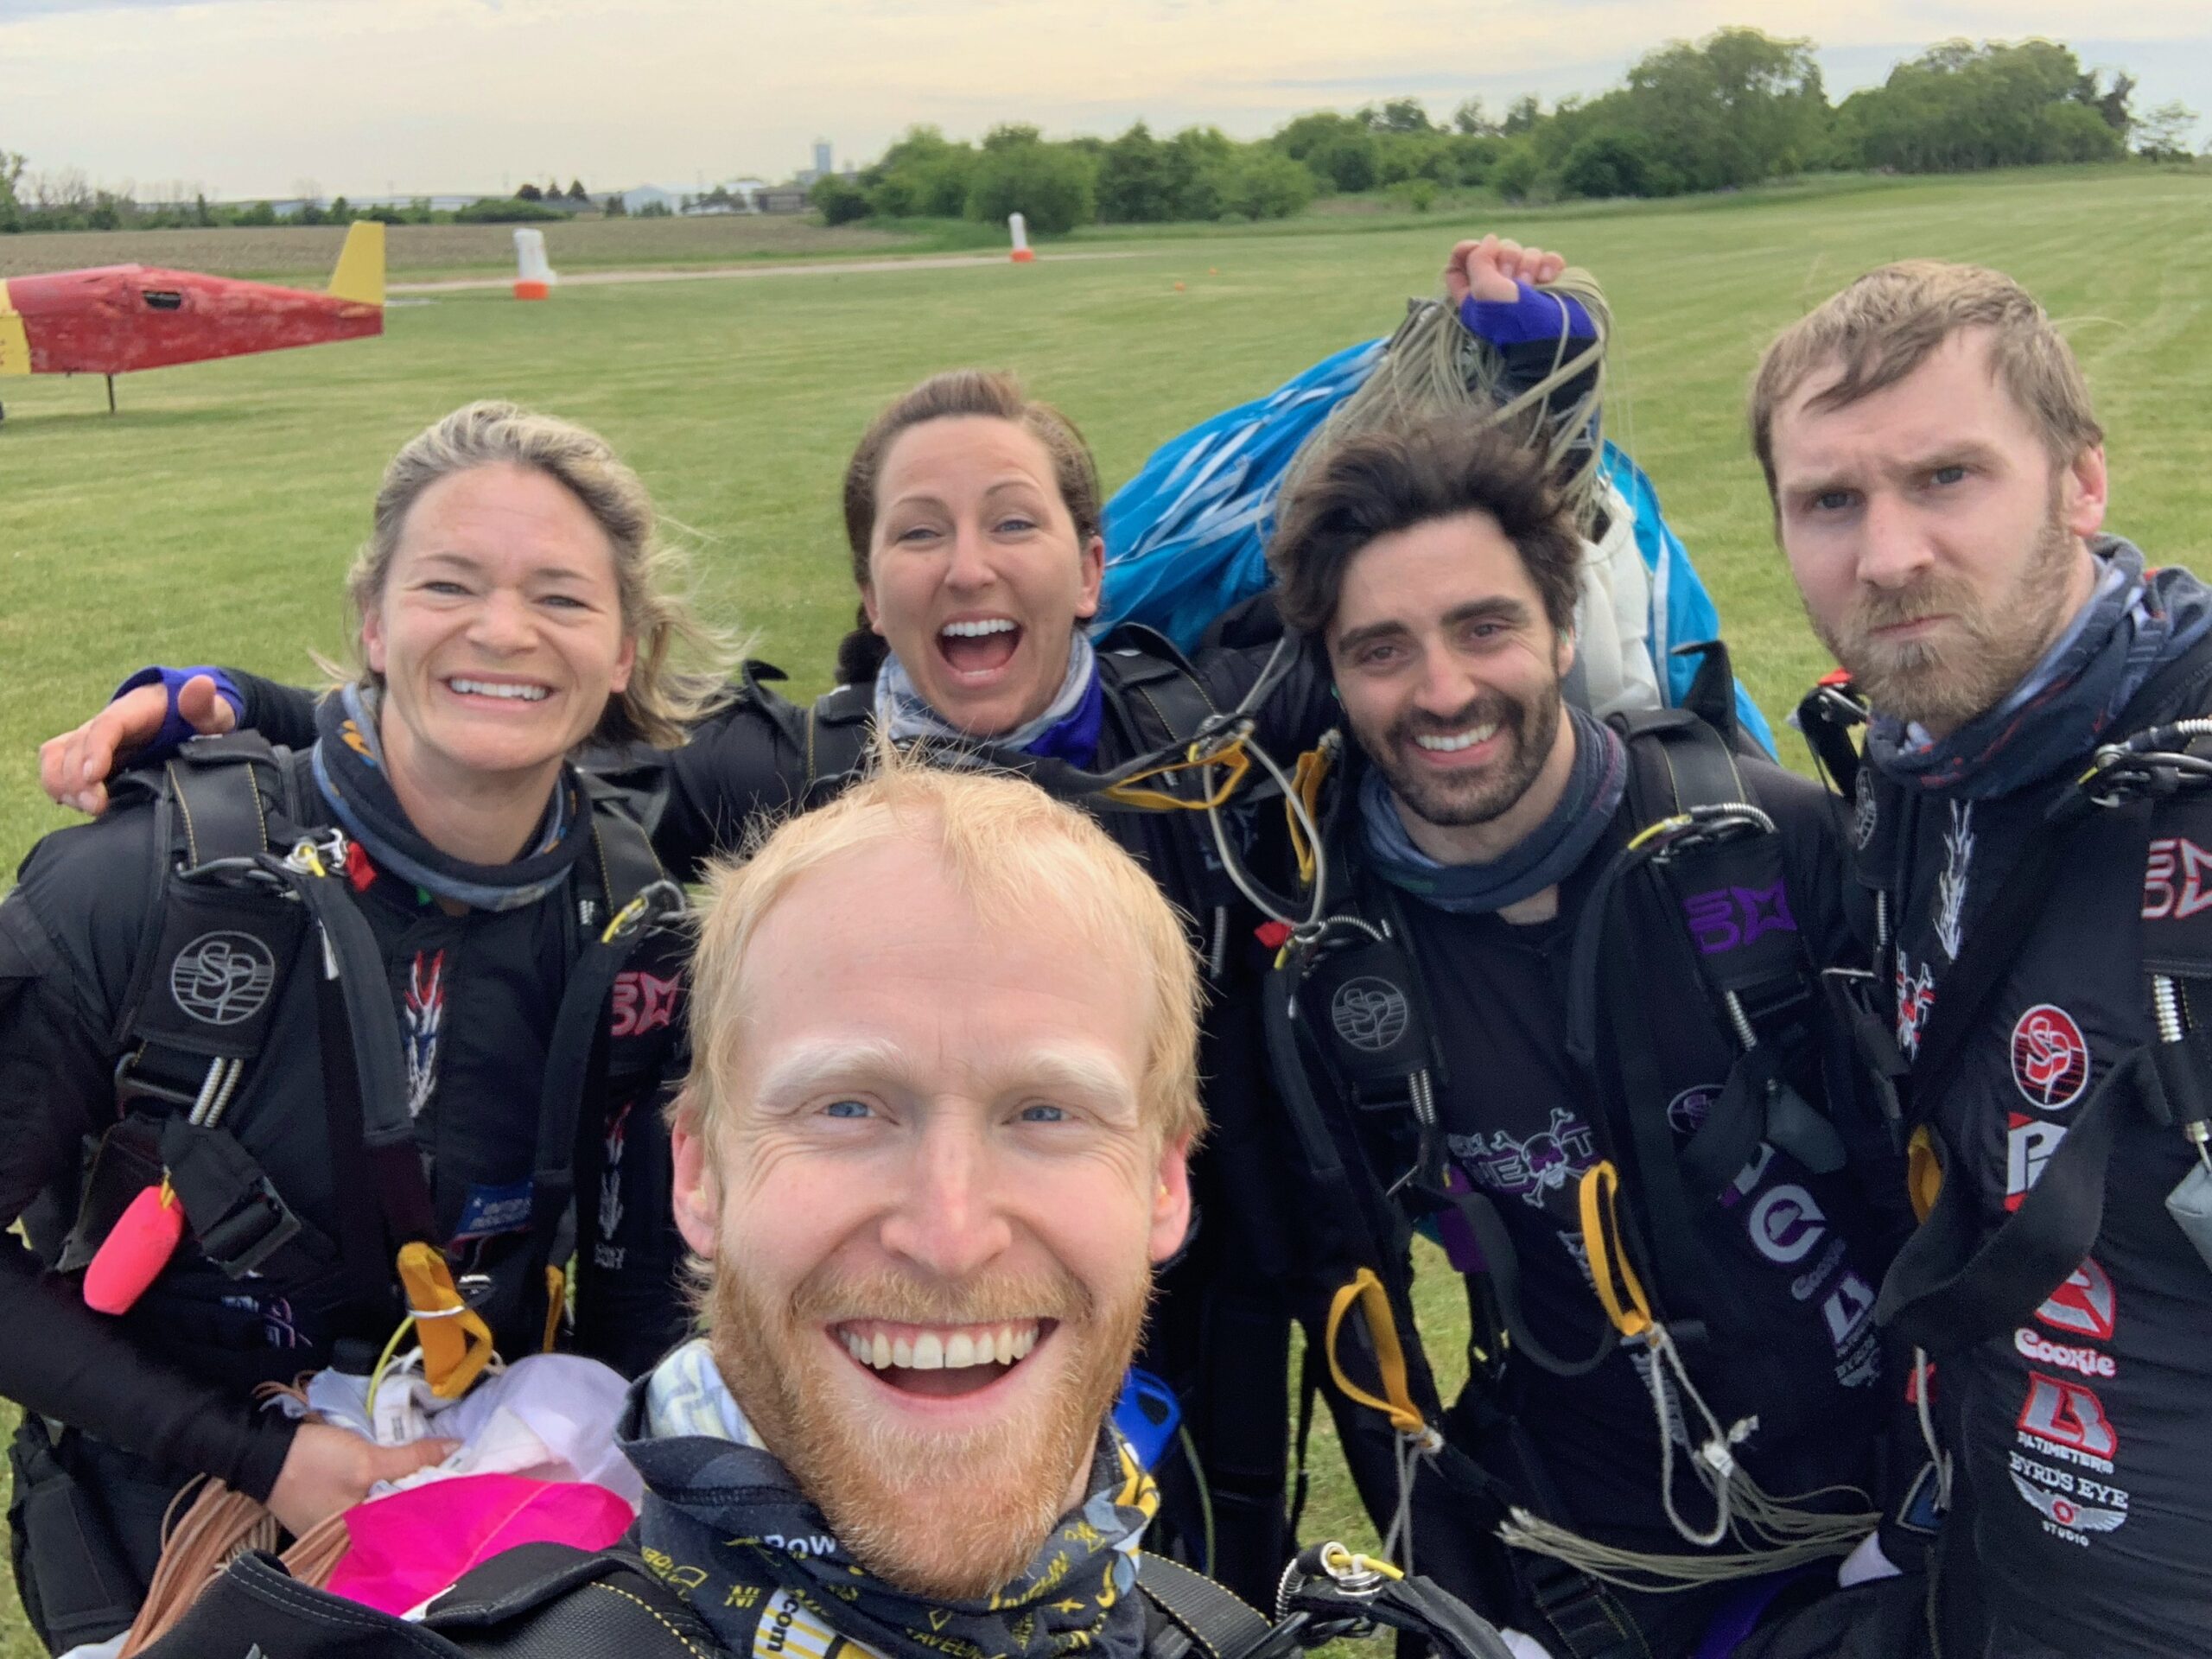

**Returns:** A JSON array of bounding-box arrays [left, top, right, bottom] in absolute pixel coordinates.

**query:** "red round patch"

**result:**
[[2012, 1004, 2090, 1110]]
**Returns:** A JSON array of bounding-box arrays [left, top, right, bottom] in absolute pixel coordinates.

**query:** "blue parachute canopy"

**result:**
[[1096, 338, 1776, 754]]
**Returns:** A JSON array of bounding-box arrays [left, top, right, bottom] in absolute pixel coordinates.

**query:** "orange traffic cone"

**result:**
[[513, 228, 554, 300]]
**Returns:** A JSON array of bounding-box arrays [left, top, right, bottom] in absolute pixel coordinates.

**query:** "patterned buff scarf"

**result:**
[[623, 1340, 1157, 1659], [1868, 538, 2212, 800], [1359, 703, 1628, 914], [309, 683, 592, 911], [873, 631, 1105, 768]]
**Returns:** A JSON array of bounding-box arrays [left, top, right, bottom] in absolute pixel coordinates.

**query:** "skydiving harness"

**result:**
[[143, 1535, 1519, 1659], [741, 623, 1313, 978], [1795, 646, 2212, 1397], [60, 732, 683, 1398], [1263, 668, 1876, 1630]]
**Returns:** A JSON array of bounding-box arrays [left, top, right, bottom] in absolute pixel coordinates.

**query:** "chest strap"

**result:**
[[1878, 720, 2212, 1354]]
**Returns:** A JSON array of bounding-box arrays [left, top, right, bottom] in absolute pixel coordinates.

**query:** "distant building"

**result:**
[[814, 138, 834, 178], [618, 184, 687, 214]]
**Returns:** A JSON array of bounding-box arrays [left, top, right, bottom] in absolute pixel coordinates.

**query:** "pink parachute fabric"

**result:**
[[325, 1473, 634, 1615]]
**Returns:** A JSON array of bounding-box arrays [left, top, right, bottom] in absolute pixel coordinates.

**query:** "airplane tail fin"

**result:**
[[328, 221, 385, 308]]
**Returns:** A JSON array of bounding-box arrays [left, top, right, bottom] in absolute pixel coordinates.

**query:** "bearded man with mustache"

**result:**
[[636, 755, 1204, 1651], [1256, 411, 1918, 1658], [1759, 260, 2212, 1659]]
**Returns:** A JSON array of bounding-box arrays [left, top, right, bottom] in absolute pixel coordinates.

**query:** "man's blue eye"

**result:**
[[1930, 465, 1967, 486], [824, 1099, 872, 1119], [1019, 1103, 1066, 1123]]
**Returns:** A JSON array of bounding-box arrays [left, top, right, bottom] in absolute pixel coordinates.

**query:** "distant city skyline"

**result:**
[[4, 0, 2206, 200]]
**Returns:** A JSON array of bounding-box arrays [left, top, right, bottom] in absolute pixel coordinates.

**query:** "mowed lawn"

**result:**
[[1, 165, 2209, 1655]]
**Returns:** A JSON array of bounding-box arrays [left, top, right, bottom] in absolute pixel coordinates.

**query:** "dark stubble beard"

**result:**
[[1358, 674, 1565, 831], [1811, 505, 2082, 733], [704, 1259, 1152, 1603]]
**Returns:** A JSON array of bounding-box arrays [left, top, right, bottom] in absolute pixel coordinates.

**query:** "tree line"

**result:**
[[0, 163, 599, 235], [3, 31, 2201, 238], [812, 32, 2196, 232]]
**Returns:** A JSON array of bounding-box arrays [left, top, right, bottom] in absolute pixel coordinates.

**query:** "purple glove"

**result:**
[[111, 666, 246, 759]]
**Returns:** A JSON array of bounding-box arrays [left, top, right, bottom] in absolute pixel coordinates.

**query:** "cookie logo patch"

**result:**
[[169, 931, 277, 1026], [1331, 976, 1411, 1053], [2012, 1004, 2089, 1110]]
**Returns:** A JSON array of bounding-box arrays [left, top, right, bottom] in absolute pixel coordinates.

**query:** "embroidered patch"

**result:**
[[2142, 835, 2212, 920], [453, 1178, 534, 1241], [2011, 1004, 2089, 1111], [2037, 1259, 2115, 1342], [1448, 1107, 1599, 1209], [612, 969, 682, 1039], [1895, 950, 1936, 1059], [1330, 976, 1411, 1052], [1680, 881, 1797, 955], [1667, 1085, 1719, 1136], [596, 1100, 631, 1266], [170, 931, 277, 1026], [2005, 1113, 2066, 1211], [1852, 769, 1878, 850], [404, 948, 448, 1120], [1934, 801, 1974, 962]]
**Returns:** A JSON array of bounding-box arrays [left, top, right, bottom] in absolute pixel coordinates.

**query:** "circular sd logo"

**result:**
[[1330, 976, 1410, 1054], [169, 931, 278, 1027], [2011, 1003, 2089, 1111]]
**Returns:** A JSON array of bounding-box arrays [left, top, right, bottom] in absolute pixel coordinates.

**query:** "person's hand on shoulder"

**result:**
[[1444, 233, 1568, 308], [38, 672, 236, 817], [265, 1421, 458, 1539]]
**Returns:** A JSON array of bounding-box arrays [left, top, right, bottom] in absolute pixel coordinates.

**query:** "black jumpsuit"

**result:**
[[0, 747, 691, 1650]]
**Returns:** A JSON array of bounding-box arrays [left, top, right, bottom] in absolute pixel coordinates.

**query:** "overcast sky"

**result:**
[[5, 0, 2207, 200]]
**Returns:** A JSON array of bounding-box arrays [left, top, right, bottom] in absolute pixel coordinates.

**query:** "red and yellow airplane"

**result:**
[[0, 220, 384, 413]]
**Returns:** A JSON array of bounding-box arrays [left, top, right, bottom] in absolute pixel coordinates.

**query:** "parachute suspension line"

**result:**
[[1323, 1268, 1444, 1574], [1201, 702, 1331, 935], [1639, 1322, 1754, 1549], [1914, 1347, 1954, 1514], [1279, 275, 1612, 533], [1384, 1422, 1433, 1576], [1498, 1165, 1876, 1587]]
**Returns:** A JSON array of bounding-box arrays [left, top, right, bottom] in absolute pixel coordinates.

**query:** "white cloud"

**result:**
[[3, 0, 2205, 198]]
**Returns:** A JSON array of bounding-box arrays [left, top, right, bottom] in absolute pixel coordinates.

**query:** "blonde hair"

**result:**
[[1749, 261, 2103, 501], [678, 750, 1205, 1149], [340, 400, 729, 747]]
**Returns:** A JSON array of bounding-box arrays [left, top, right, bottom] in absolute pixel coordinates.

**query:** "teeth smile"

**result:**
[[839, 1321, 1039, 1371], [941, 619, 1018, 639], [1414, 722, 1499, 753], [449, 678, 550, 702]]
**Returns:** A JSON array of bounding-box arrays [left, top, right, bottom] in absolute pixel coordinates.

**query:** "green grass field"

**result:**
[[2, 163, 2209, 1654]]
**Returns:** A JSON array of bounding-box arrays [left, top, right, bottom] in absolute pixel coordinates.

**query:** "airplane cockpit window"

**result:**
[[141, 290, 184, 310]]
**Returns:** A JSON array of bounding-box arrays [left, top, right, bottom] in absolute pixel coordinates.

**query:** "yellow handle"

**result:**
[[1578, 1162, 1654, 1340], [1287, 745, 1334, 887], [1100, 739, 1252, 813], [397, 1242, 497, 1399], [1323, 1268, 1429, 1436], [542, 1265, 567, 1353], [1907, 1124, 1944, 1223]]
